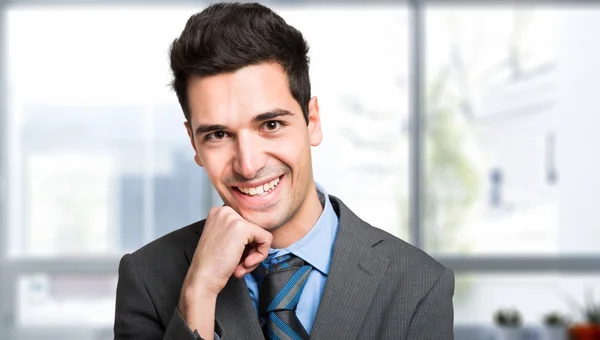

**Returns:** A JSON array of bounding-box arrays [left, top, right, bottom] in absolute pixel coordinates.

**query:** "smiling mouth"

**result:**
[[235, 176, 281, 196]]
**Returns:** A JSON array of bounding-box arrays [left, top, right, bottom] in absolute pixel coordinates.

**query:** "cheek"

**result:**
[[276, 129, 310, 157], [273, 139, 311, 172], [199, 151, 228, 183], [205, 164, 220, 181]]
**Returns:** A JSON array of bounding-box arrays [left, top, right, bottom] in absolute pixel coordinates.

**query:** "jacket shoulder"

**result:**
[[329, 194, 447, 279], [373, 226, 447, 278], [117, 220, 205, 326]]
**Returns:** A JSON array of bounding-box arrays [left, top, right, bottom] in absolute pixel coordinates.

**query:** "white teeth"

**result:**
[[270, 177, 280, 188], [237, 177, 280, 196]]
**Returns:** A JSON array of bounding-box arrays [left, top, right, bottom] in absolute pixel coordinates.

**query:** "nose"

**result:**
[[232, 132, 267, 180]]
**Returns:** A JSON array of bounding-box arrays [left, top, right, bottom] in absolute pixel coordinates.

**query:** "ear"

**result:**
[[184, 121, 204, 167], [307, 96, 323, 147]]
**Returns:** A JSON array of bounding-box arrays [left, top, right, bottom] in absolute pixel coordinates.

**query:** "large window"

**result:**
[[1, 1, 600, 339], [424, 7, 563, 255], [424, 4, 600, 326], [424, 6, 600, 256], [5, 7, 215, 257]]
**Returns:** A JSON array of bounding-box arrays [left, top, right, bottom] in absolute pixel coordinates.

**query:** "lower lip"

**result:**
[[231, 175, 284, 207]]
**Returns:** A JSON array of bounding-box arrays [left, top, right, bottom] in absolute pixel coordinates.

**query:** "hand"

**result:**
[[182, 206, 272, 297], [178, 206, 272, 336]]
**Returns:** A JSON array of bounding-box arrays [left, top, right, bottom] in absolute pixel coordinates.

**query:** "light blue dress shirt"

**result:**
[[244, 183, 339, 335]]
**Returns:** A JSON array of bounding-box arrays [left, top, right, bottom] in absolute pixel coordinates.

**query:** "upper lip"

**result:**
[[231, 175, 282, 188]]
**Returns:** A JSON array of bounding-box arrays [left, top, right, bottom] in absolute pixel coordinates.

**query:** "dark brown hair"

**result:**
[[169, 2, 311, 124]]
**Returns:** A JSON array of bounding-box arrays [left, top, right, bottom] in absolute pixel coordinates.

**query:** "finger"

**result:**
[[233, 264, 247, 278], [248, 228, 272, 260], [241, 245, 257, 262], [233, 262, 260, 278], [240, 246, 252, 265], [244, 247, 265, 269]]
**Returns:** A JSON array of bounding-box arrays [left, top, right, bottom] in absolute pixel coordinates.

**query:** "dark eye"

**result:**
[[264, 121, 282, 131], [205, 131, 229, 141]]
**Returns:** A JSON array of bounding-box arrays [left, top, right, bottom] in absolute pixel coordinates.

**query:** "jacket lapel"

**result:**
[[214, 277, 264, 339], [310, 196, 389, 340], [182, 195, 388, 340], [184, 224, 263, 339]]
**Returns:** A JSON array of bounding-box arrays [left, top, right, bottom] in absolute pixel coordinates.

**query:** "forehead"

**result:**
[[186, 62, 301, 125]]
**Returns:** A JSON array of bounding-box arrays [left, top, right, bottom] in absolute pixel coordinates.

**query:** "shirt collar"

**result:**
[[267, 182, 339, 275]]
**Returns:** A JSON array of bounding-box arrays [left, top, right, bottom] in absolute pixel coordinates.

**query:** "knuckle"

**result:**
[[230, 219, 245, 231]]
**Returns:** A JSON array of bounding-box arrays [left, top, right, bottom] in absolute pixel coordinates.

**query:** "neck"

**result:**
[[270, 183, 323, 249]]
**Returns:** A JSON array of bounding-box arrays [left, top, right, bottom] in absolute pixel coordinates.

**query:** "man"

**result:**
[[114, 2, 454, 340]]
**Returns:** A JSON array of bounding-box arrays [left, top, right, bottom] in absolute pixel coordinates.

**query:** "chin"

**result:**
[[241, 212, 285, 231]]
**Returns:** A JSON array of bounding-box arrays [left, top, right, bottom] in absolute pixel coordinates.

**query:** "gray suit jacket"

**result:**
[[114, 195, 454, 339]]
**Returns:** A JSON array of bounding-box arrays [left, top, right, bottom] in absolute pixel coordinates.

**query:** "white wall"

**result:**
[[556, 9, 600, 253]]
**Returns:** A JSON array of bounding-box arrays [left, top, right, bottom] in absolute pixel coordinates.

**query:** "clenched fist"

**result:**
[[178, 206, 272, 337]]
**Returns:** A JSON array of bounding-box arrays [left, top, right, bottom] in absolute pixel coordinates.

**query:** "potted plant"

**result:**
[[494, 308, 522, 340], [543, 311, 568, 340], [568, 302, 600, 340]]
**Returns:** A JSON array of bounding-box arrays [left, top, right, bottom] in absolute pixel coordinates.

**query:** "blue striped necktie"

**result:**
[[256, 254, 312, 340]]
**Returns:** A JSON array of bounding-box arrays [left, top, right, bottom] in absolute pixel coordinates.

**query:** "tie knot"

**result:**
[[252, 253, 306, 277], [268, 254, 306, 272]]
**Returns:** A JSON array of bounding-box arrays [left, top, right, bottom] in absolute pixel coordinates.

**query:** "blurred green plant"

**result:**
[[494, 308, 523, 327], [584, 303, 600, 325], [561, 287, 600, 325], [423, 65, 480, 254], [543, 311, 570, 327]]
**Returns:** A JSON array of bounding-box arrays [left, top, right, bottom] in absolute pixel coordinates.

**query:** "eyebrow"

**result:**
[[253, 109, 294, 123], [194, 109, 295, 137], [195, 124, 228, 137]]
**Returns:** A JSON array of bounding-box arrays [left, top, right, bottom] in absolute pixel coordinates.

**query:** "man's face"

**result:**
[[185, 62, 322, 231]]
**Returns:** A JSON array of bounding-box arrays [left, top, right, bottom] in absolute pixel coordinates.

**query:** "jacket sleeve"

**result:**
[[405, 267, 455, 339], [113, 253, 199, 340]]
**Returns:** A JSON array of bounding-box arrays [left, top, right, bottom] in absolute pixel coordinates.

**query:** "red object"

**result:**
[[568, 324, 600, 340]]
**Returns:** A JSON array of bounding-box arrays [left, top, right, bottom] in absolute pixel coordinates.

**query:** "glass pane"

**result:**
[[455, 274, 600, 326], [5, 6, 215, 257], [17, 274, 117, 328], [5, 4, 410, 257], [424, 6, 600, 254]]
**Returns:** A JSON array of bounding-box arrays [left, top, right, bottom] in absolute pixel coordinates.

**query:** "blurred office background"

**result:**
[[1, 0, 600, 339]]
